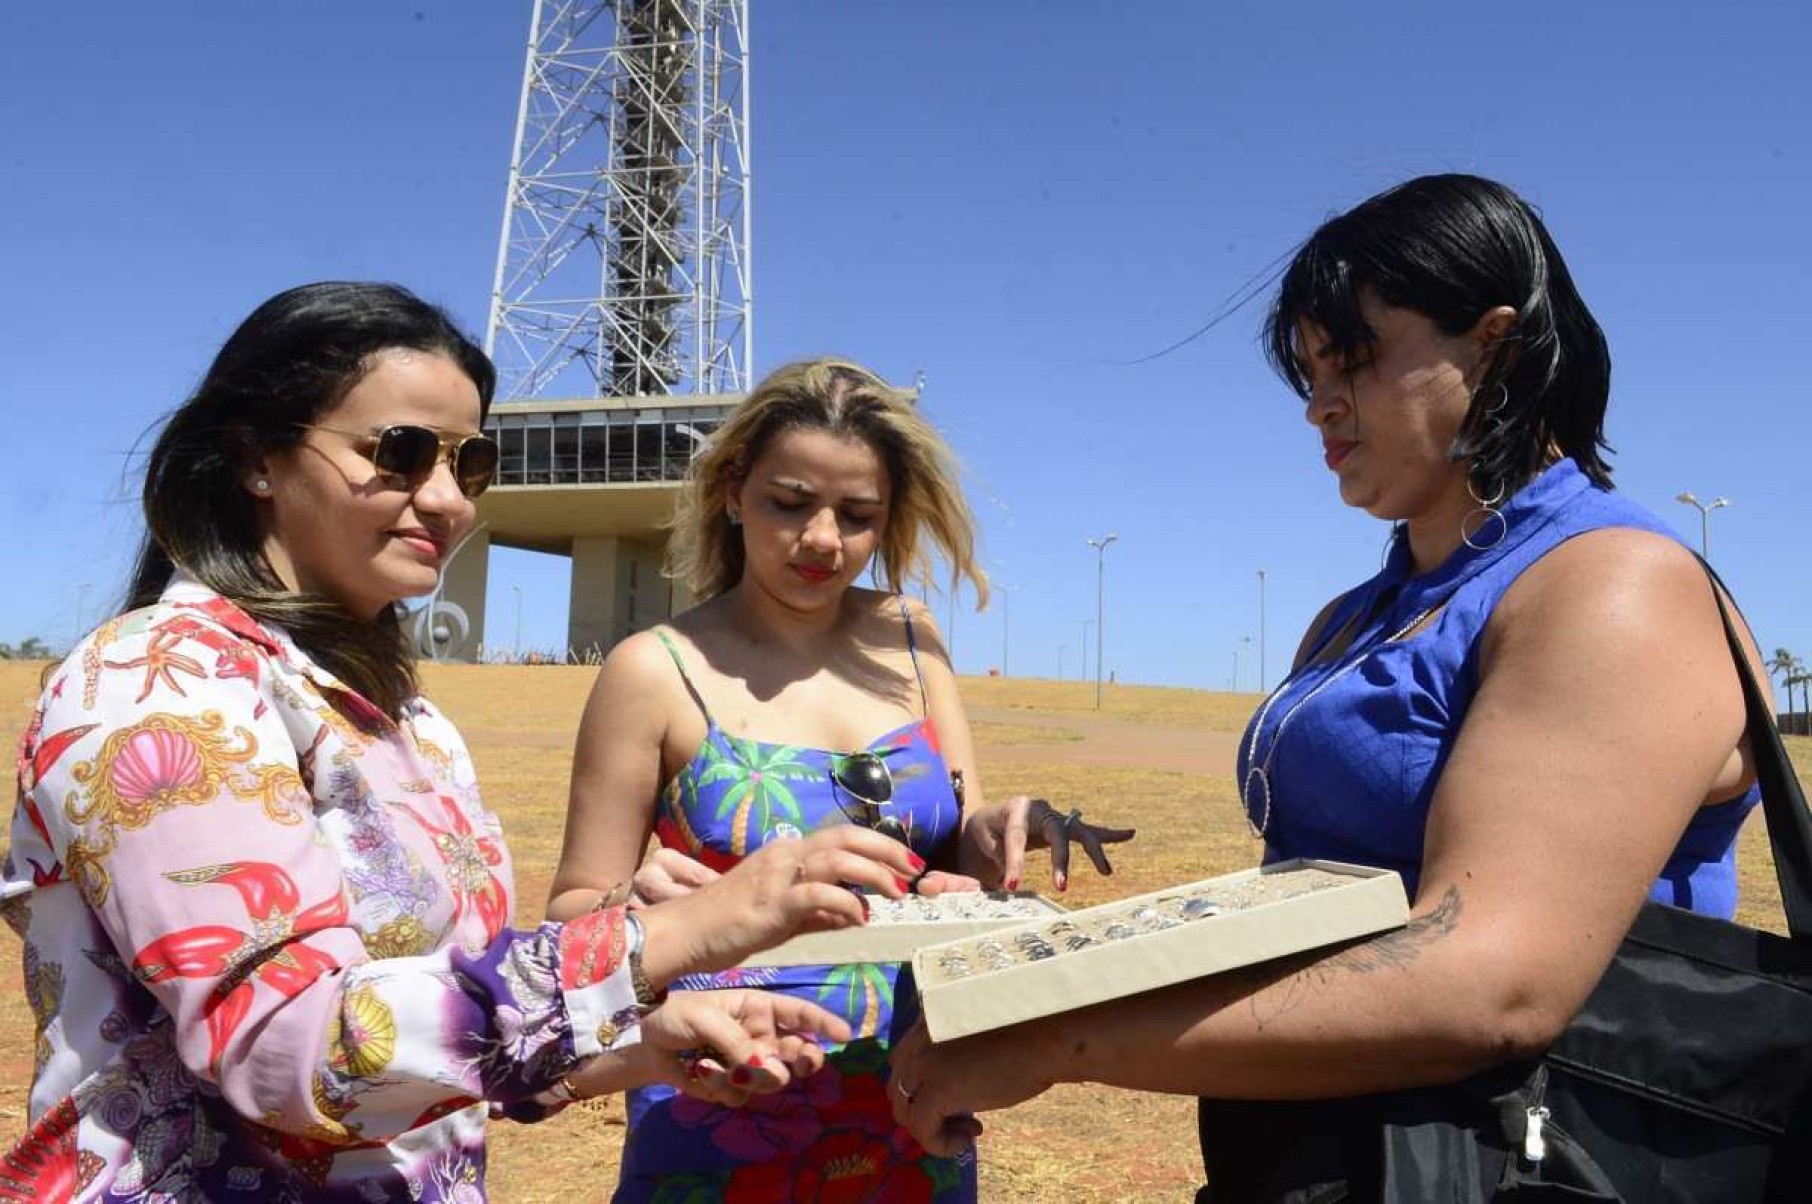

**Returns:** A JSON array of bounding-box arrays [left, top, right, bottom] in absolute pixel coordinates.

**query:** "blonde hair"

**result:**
[[667, 358, 990, 608]]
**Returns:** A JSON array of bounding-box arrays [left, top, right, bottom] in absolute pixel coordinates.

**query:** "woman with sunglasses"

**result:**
[[2, 283, 927, 1200], [548, 358, 1134, 1201], [885, 175, 1774, 1198]]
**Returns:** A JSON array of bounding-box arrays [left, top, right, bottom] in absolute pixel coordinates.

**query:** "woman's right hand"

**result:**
[[636, 826, 923, 982], [568, 988, 852, 1105]]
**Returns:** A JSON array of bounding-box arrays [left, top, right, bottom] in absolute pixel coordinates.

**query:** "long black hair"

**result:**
[[125, 281, 494, 716], [1264, 173, 1612, 502]]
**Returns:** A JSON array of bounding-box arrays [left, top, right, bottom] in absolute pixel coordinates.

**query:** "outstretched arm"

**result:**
[[893, 532, 1755, 1152]]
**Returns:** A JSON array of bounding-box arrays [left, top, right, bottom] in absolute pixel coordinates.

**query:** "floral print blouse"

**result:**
[[1, 578, 641, 1202]]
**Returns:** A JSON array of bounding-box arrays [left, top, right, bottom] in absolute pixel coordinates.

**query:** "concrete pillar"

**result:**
[[438, 526, 490, 662], [569, 536, 623, 661]]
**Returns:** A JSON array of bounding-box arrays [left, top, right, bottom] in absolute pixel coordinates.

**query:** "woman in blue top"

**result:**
[[888, 175, 1770, 1186], [546, 358, 1133, 1201]]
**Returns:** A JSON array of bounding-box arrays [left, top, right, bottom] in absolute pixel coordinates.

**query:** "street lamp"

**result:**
[[1674, 492, 1730, 559], [997, 583, 1018, 676], [1086, 533, 1119, 710], [1257, 569, 1268, 691], [73, 581, 93, 643], [511, 584, 524, 659]]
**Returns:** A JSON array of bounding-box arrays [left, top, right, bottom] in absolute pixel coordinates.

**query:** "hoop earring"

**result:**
[[1477, 381, 1509, 417], [1462, 472, 1507, 551]]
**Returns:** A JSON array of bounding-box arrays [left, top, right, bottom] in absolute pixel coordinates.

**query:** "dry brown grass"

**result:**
[[0, 660, 1799, 1201]]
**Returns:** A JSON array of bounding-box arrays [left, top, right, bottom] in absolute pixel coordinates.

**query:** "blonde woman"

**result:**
[[548, 359, 1133, 1201]]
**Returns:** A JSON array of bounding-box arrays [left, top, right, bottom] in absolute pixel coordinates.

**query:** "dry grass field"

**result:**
[[0, 659, 1798, 1201]]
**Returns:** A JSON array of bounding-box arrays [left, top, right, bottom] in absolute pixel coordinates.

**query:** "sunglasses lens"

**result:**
[[834, 753, 893, 803], [874, 816, 909, 844], [372, 425, 442, 482], [454, 436, 499, 498]]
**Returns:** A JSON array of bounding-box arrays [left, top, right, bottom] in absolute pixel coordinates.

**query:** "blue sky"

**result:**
[[3, 2, 1809, 698]]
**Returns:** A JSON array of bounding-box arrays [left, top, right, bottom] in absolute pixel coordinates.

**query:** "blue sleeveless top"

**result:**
[[1236, 459, 1759, 917], [614, 613, 976, 1201]]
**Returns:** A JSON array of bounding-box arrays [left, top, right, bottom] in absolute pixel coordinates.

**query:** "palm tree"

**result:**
[[1769, 649, 1798, 733]]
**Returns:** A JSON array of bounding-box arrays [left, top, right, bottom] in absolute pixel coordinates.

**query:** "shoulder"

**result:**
[[1489, 527, 1724, 670], [1502, 526, 1701, 621], [848, 587, 933, 629], [55, 599, 274, 718], [597, 626, 686, 692]]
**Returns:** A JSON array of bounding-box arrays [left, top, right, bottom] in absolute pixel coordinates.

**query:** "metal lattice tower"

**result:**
[[486, 0, 752, 400]]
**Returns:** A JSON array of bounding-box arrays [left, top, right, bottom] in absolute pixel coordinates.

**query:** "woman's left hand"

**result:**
[[887, 1019, 1056, 1156], [957, 796, 1135, 892]]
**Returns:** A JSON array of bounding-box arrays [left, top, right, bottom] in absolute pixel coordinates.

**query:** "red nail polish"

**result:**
[[907, 851, 927, 871], [858, 894, 871, 918], [1056, 874, 1068, 892], [745, 1055, 765, 1068], [688, 1063, 712, 1080], [894, 875, 912, 893], [1004, 876, 1019, 891], [730, 1066, 751, 1086]]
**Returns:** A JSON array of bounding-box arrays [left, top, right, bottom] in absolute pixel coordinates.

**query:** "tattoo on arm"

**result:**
[[1247, 886, 1463, 1028]]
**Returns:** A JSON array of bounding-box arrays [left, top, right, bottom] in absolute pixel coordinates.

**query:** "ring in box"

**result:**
[[739, 889, 1067, 967], [911, 860, 1408, 1042]]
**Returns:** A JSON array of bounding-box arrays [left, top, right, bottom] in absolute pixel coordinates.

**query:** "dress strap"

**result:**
[[653, 628, 714, 725], [898, 596, 931, 716]]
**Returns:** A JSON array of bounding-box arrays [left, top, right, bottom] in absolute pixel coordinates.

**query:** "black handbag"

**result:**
[[1197, 568, 1812, 1203]]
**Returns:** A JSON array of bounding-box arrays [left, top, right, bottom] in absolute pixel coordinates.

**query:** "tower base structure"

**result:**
[[439, 393, 733, 661]]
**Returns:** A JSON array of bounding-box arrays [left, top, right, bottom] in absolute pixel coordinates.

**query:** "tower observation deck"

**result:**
[[436, 0, 752, 660]]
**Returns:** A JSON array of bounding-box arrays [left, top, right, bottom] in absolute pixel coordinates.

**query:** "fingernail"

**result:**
[[1004, 876, 1019, 891], [745, 1055, 765, 1069], [858, 894, 871, 918], [688, 1063, 712, 1080], [730, 1066, 752, 1086], [894, 875, 912, 893], [907, 851, 927, 871], [1055, 872, 1068, 892]]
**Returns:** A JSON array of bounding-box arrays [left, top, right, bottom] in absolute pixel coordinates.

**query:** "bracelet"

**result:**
[[623, 911, 665, 1011], [557, 1071, 589, 1102], [591, 880, 634, 912]]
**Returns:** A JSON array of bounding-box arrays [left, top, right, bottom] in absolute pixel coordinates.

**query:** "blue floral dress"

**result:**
[[613, 617, 978, 1203]]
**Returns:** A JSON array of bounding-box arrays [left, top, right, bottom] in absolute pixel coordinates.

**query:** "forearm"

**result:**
[[1044, 887, 1539, 1099]]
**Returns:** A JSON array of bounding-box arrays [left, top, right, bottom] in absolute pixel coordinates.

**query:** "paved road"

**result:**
[[968, 705, 1242, 776]]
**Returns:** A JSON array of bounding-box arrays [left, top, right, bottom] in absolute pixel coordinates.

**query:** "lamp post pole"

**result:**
[[1057, 643, 1067, 681], [1080, 618, 1093, 684], [511, 585, 523, 660], [73, 581, 93, 644], [1257, 569, 1268, 692], [997, 584, 1016, 676], [1674, 492, 1730, 559], [1086, 533, 1119, 710]]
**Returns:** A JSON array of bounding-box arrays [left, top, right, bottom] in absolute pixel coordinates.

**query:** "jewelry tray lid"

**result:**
[[910, 859, 1409, 1043]]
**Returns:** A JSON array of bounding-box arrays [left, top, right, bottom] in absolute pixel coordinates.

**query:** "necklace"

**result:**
[[1239, 603, 1436, 840]]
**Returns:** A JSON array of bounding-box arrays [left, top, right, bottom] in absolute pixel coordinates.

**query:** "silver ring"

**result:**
[[894, 1078, 916, 1103]]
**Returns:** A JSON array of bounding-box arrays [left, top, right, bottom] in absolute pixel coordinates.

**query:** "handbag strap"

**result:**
[[1698, 557, 1812, 939]]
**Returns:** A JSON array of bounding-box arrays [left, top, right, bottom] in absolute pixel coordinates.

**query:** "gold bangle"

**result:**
[[591, 881, 632, 912], [559, 1072, 589, 1102]]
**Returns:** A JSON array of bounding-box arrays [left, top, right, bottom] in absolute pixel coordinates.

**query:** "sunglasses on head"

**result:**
[[830, 751, 910, 844], [306, 423, 500, 498]]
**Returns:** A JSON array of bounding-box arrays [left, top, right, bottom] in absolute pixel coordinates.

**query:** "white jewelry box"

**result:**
[[910, 860, 1409, 1042], [738, 890, 1068, 967]]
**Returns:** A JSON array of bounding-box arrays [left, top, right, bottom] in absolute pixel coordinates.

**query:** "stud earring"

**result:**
[[254, 479, 271, 493], [726, 509, 741, 527]]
